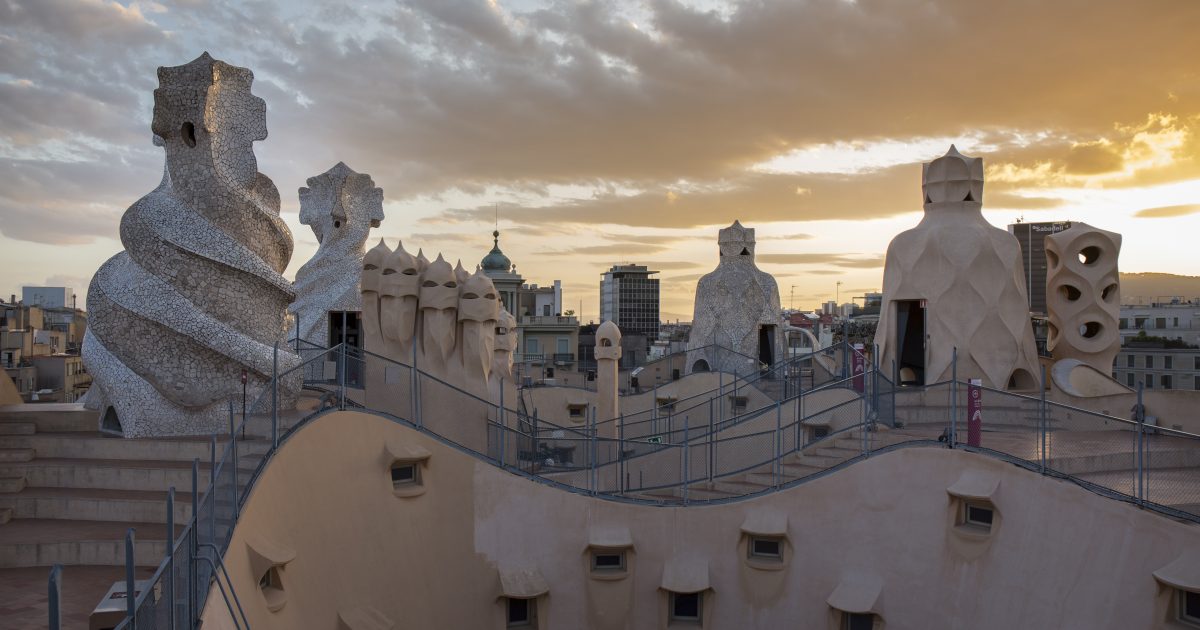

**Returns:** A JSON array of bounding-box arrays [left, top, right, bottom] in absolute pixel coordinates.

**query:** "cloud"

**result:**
[[661, 273, 705, 285], [645, 261, 704, 270], [985, 114, 1199, 190], [1134, 204, 1200, 218], [597, 233, 704, 245], [3, 0, 1200, 314], [547, 243, 672, 256], [757, 253, 884, 269], [759, 232, 814, 241], [0, 156, 159, 244], [986, 192, 1065, 210], [1062, 141, 1124, 175], [443, 167, 919, 227]]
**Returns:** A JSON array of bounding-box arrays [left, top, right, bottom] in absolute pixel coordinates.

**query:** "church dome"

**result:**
[[480, 230, 512, 272]]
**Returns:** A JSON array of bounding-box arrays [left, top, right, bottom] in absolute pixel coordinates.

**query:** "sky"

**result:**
[[1, 0, 1199, 321]]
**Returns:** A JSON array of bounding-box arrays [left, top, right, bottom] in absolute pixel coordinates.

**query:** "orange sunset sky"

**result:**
[[2, 0, 1199, 320]]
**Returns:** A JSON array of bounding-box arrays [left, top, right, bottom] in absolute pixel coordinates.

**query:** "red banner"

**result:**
[[852, 343, 865, 393], [967, 378, 982, 447]]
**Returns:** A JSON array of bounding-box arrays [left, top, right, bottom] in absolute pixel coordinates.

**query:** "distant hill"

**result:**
[[1119, 273, 1200, 302]]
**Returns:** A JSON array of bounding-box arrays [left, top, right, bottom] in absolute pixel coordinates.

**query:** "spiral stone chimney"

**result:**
[[83, 53, 301, 436]]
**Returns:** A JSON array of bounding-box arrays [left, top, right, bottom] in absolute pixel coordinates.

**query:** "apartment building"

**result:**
[[1118, 298, 1200, 347], [1113, 345, 1200, 391]]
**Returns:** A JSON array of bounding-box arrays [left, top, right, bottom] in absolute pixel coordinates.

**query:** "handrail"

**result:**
[[197, 541, 252, 629]]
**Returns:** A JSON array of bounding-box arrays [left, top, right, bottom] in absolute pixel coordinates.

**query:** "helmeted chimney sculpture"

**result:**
[[83, 53, 301, 436], [685, 221, 784, 375], [874, 146, 1041, 391], [290, 163, 384, 349], [361, 241, 515, 449]]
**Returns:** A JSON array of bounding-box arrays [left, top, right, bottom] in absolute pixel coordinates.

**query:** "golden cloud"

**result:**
[[1133, 204, 1200, 218]]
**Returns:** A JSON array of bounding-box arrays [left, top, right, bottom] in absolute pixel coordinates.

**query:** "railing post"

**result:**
[[410, 343, 419, 425], [950, 346, 958, 448], [272, 341, 279, 451], [209, 435, 216, 542], [707, 398, 715, 484], [683, 415, 690, 504], [1136, 382, 1145, 506], [47, 564, 63, 630], [891, 359, 898, 427], [125, 528, 136, 623], [338, 343, 346, 410], [775, 400, 782, 488], [228, 400, 238, 520], [590, 407, 597, 496], [619, 413, 626, 495], [498, 380, 506, 468], [190, 459, 198, 627], [1039, 365, 1048, 475], [861, 390, 868, 457], [167, 486, 176, 630], [795, 361, 804, 450], [872, 346, 880, 424], [651, 380, 659, 433]]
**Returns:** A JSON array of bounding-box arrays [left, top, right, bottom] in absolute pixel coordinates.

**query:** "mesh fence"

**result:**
[[1042, 399, 1136, 499], [87, 341, 1200, 629], [170, 531, 191, 628], [131, 557, 171, 630], [953, 383, 1045, 465], [1143, 425, 1200, 515], [711, 429, 779, 480], [191, 471, 217, 626]]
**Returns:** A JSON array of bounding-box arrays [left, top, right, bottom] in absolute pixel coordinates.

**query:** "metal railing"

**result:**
[[49, 343, 1200, 628]]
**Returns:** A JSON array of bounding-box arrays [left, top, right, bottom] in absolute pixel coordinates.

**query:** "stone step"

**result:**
[[791, 452, 854, 468], [0, 519, 175, 568], [780, 463, 826, 479], [0, 476, 25, 493], [0, 487, 192, 524], [0, 422, 35, 436], [743, 471, 808, 486], [0, 458, 221, 493], [1073, 466, 1200, 508], [0, 448, 34, 463], [0, 432, 270, 463], [0, 507, 11, 525], [672, 483, 745, 501], [808, 445, 862, 459], [710, 478, 771, 495], [0, 404, 96, 433]]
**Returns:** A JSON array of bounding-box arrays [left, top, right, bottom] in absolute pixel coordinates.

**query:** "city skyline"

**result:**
[[3, 0, 1200, 320]]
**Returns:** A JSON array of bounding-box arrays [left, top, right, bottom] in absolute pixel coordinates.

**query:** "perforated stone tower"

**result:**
[[874, 146, 1041, 391], [83, 52, 301, 436], [685, 221, 784, 375], [290, 162, 384, 348], [1045, 223, 1122, 374]]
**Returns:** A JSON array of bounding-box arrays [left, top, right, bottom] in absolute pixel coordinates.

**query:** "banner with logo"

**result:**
[[852, 343, 865, 393], [967, 378, 982, 447]]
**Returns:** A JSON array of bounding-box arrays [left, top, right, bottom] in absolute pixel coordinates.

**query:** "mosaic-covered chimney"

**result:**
[[82, 52, 300, 436], [290, 162, 385, 349]]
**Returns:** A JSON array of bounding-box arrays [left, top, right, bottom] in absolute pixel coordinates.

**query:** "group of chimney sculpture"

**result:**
[[82, 52, 517, 437], [82, 52, 1129, 438]]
